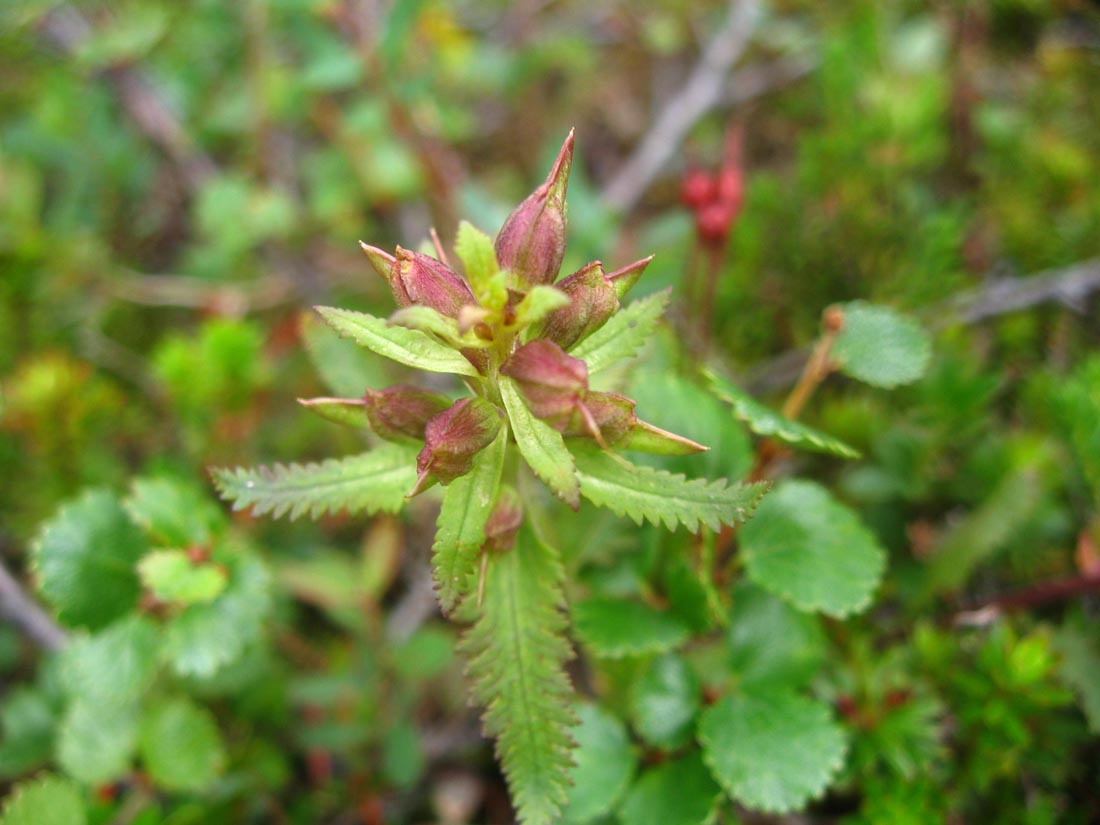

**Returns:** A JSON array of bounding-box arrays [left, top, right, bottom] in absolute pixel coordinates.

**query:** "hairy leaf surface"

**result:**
[[570, 289, 669, 373]]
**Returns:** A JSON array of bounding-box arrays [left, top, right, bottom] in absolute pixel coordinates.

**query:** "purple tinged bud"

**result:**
[[500, 340, 588, 427], [494, 130, 574, 287], [393, 246, 478, 318], [608, 255, 654, 300], [537, 261, 619, 350], [363, 385, 452, 444], [560, 391, 708, 455], [411, 398, 504, 495], [484, 485, 523, 553]]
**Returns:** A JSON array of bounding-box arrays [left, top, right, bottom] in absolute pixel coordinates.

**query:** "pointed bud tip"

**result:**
[[406, 467, 434, 499], [360, 242, 397, 280]]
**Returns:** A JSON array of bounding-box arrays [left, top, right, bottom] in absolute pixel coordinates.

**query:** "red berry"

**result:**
[[680, 169, 718, 209], [696, 200, 735, 244]]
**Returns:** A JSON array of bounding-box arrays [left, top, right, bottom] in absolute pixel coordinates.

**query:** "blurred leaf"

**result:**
[[573, 597, 690, 659], [832, 302, 932, 388], [125, 477, 225, 548], [0, 687, 59, 777], [617, 752, 721, 825], [629, 654, 700, 749], [139, 697, 226, 792], [740, 480, 885, 617], [33, 490, 147, 630], [138, 550, 228, 606], [727, 583, 825, 690], [1053, 623, 1100, 734], [381, 720, 424, 790], [60, 615, 159, 707], [0, 774, 85, 825], [301, 311, 386, 399], [57, 700, 138, 785], [570, 289, 670, 374], [699, 689, 847, 813], [561, 704, 636, 823]]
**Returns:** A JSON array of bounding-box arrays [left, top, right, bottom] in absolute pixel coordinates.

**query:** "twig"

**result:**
[[0, 557, 68, 652], [600, 0, 761, 213], [955, 574, 1100, 626]]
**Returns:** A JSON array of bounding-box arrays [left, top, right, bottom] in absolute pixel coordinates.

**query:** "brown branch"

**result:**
[[0, 556, 67, 652], [955, 574, 1100, 626], [600, 0, 762, 213]]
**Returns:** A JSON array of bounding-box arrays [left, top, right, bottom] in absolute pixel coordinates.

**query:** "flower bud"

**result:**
[[494, 130, 574, 287], [607, 255, 654, 300], [361, 242, 478, 317], [536, 261, 619, 351], [363, 385, 452, 444], [500, 340, 588, 427], [561, 392, 707, 455], [484, 485, 523, 553], [411, 398, 504, 495]]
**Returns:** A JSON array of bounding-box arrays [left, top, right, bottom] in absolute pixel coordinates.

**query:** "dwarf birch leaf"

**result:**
[[138, 550, 227, 605], [832, 301, 931, 388], [727, 583, 825, 690], [33, 490, 147, 630], [432, 426, 507, 613], [629, 654, 701, 749], [460, 526, 576, 825], [60, 615, 160, 708], [315, 306, 478, 376], [617, 752, 722, 825], [0, 775, 86, 825], [500, 377, 580, 508], [212, 443, 418, 521], [699, 689, 847, 813], [561, 704, 637, 823], [570, 443, 768, 532], [705, 370, 860, 458], [57, 700, 138, 785], [570, 289, 669, 373], [139, 697, 226, 792], [740, 480, 885, 617], [125, 476, 226, 547], [573, 597, 691, 659]]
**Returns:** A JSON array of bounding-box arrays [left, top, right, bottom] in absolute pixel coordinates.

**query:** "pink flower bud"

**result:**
[[484, 485, 523, 552], [363, 385, 452, 444], [607, 255, 654, 300], [411, 398, 504, 495], [494, 130, 574, 287], [536, 261, 619, 351], [561, 392, 707, 455], [500, 340, 588, 427], [361, 242, 477, 317]]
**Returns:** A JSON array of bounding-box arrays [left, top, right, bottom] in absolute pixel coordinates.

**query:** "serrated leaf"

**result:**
[[1054, 623, 1100, 734], [699, 689, 847, 813], [570, 443, 768, 532], [0, 688, 59, 777], [455, 221, 506, 309], [705, 370, 860, 458], [460, 527, 576, 825], [125, 477, 226, 548], [617, 752, 722, 825], [573, 597, 690, 659], [832, 301, 931, 388], [515, 286, 570, 329], [33, 490, 148, 630], [500, 377, 580, 508], [0, 774, 85, 825], [57, 700, 137, 785], [629, 654, 701, 749], [740, 480, 885, 617], [60, 615, 160, 708], [163, 553, 271, 678], [727, 583, 825, 690], [300, 310, 387, 398], [315, 306, 478, 376], [570, 289, 669, 373], [561, 704, 637, 823], [389, 305, 490, 349], [212, 443, 418, 521], [432, 427, 507, 613], [139, 697, 226, 793], [138, 550, 227, 606]]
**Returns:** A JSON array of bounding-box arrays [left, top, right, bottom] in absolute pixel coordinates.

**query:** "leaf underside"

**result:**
[[459, 527, 576, 825], [211, 443, 418, 520], [570, 443, 769, 532], [570, 289, 670, 374], [499, 377, 580, 508]]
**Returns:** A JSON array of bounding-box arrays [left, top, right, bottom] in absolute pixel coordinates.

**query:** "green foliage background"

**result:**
[[1, 0, 1099, 823]]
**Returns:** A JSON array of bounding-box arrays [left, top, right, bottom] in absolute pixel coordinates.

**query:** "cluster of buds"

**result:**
[[302, 130, 706, 511], [681, 125, 745, 247]]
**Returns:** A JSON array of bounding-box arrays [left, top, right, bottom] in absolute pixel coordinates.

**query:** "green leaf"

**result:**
[[460, 527, 576, 825], [381, 720, 424, 789], [315, 306, 478, 376], [705, 369, 859, 458], [561, 704, 637, 823], [629, 654, 700, 749], [301, 310, 387, 398], [125, 477, 225, 548], [139, 697, 226, 793], [570, 443, 769, 532], [164, 553, 272, 678], [60, 615, 160, 708], [33, 490, 148, 630], [740, 480, 885, 617], [212, 443, 418, 521], [432, 427, 507, 613], [570, 289, 669, 373], [573, 597, 690, 659], [514, 286, 570, 329], [832, 301, 931, 388], [0, 688, 59, 777], [500, 377, 580, 508], [1054, 623, 1100, 734], [727, 583, 825, 690], [389, 305, 489, 349], [138, 550, 228, 606], [57, 700, 138, 785], [699, 689, 847, 813], [455, 221, 506, 309], [0, 774, 85, 825], [617, 752, 722, 825]]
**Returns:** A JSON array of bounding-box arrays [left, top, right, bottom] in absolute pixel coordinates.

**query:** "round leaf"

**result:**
[[60, 615, 160, 707], [699, 689, 847, 813], [727, 583, 825, 689], [561, 704, 637, 822], [0, 774, 85, 825], [139, 697, 226, 792], [832, 301, 931, 388], [740, 480, 886, 617], [138, 550, 227, 606], [573, 597, 690, 658], [617, 752, 721, 825], [57, 701, 138, 785], [629, 654, 700, 749]]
